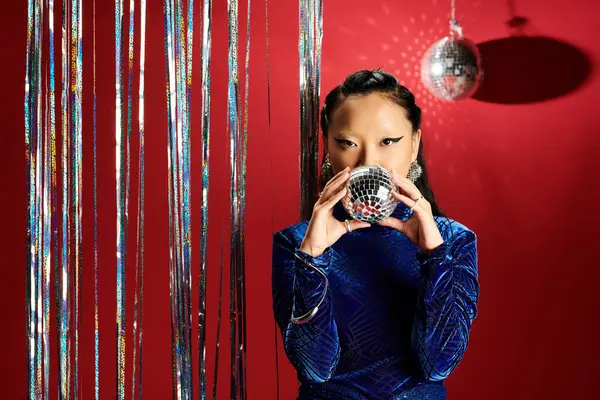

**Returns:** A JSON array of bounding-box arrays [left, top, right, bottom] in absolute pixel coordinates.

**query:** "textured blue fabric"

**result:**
[[272, 201, 480, 400]]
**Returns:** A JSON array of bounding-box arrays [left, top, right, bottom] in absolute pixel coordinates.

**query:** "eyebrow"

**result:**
[[337, 130, 360, 136], [336, 130, 404, 139]]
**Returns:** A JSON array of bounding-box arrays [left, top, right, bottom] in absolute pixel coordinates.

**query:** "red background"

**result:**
[[2, 0, 600, 398]]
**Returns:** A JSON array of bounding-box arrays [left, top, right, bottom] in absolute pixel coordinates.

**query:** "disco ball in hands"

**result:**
[[342, 165, 398, 224], [421, 35, 483, 101]]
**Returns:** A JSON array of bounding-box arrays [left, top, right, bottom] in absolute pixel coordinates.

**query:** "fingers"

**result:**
[[378, 216, 405, 233], [323, 166, 350, 191], [391, 170, 422, 200], [318, 167, 350, 205], [390, 170, 430, 211], [391, 190, 430, 214], [320, 185, 347, 210], [338, 218, 370, 236], [349, 219, 371, 231]]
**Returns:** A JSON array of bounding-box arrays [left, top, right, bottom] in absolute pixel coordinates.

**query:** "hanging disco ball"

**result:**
[[342, 165, 398, 224], [421, 33, 483, 101]]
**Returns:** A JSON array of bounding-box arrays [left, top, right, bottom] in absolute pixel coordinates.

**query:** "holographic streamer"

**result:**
[[37, 1, 45, 397], [26, 0, 57, 397], [236, 0, 251, 397], [166, 7, 183, 396], [42, 0, 56, 396], [299, 0, 309, 221], [24, 0, 33, 394], [47, 0, 58, 397], [35, 2, 44, 397], [24, 0, 34, 396], [226, 0, 240, 396], [183, 0, 193, 393], [43, 74, 51, 400], [211, 225, 225, 400], [25, 0, 41, 398], [175, 0, 193, 394], [173, 0, 188, 395], [123, 3, 135, 392], [162, 1, 179, 396], [124, 0, 135, 397], [226, 0, 249, 397], [199, 0, 212, 397], [173, 11, 185, 384], [59, 0, 71, 397], [93, 0, 100, 398], [126, 0, 134, 234], [35, 2, 44, 396], [298, 0, 322, 221], [24, 0, 37, 399], [183, 0, 194, 391], [115, 0, 127, 398], [71, 0, 84, 395], [164, 0, 195, 396], [131, 0, 147, 399], [314, 0, 323, 158]]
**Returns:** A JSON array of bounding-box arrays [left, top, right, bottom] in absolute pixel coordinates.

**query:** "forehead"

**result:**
[[330, 93, 412, 133]]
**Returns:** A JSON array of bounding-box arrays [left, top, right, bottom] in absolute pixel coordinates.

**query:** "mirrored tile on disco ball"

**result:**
[[342, 165, 398, 223]]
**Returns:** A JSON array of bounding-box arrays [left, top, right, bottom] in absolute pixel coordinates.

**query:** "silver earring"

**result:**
[[320, 153, 334, 183], [407, 161, 423, 183]]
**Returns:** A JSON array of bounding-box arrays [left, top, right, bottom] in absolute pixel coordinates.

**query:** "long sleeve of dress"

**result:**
[[411, 228, 480, 381], [271, 231, 341, 383]]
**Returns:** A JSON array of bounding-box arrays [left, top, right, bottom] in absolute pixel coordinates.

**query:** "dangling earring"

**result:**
[[320, 153, 334, 183], [407, 161, 423, 183]]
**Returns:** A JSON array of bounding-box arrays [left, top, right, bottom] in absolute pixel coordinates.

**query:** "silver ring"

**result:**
[[410, 195, 423, 211], [344, 219, 352, 233]]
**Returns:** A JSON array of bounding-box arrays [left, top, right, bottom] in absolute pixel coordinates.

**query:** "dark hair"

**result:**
[[320, 69, 446, 217]]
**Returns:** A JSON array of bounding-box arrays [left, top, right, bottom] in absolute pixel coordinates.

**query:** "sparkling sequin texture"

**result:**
[[272, 202, 480, 399]]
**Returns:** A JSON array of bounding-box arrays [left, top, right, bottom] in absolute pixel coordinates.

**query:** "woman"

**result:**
[[272, 69, 480, 399]]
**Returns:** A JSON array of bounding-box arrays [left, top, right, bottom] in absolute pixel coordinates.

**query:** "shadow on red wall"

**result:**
[[474, 19, 592, 104]]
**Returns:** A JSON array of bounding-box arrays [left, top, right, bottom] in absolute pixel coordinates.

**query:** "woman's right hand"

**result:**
[[299, 166, 371, 257]]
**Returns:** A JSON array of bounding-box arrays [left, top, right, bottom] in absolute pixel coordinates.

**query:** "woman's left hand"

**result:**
[[378, 170, 445, 253]]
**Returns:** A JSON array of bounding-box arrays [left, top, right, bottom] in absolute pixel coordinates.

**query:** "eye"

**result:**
[[381, 137, 403, 146], [334, 138, 357, 148]]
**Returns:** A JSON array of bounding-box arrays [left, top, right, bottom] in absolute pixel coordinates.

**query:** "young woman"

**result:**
[[272, 69, 480, 399]]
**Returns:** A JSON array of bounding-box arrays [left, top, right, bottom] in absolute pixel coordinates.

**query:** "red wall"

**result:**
[[2, 0, 600, 398]]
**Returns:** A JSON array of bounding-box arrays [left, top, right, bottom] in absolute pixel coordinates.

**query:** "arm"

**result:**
[[272, 231, 341, 383], [411, 228, 480, 381]]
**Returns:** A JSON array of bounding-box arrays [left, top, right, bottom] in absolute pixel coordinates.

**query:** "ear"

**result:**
[[411, 129, 421, 163]]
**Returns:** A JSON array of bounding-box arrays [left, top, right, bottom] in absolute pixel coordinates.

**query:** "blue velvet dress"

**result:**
[[271, 201, 480, 400]]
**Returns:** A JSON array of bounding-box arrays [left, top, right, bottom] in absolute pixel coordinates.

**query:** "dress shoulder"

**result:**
[[273, 220, 310, 248], [433, 215, 476, 244]]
